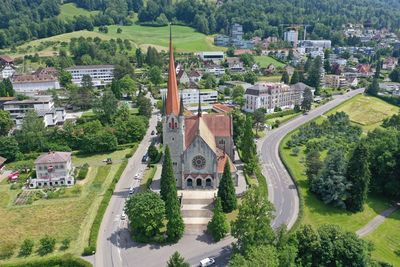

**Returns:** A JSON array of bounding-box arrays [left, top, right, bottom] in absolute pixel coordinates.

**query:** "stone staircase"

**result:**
[[180, 190, 216, 234]]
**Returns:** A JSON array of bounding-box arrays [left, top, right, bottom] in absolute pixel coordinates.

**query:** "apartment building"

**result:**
[[66, 65, 114, 87], [160, 89, 218, 106], [2, 96, 65, 129], [243, 82, 303, 113]]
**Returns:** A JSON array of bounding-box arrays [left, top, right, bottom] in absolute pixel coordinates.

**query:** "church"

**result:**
[[163, 29, 237, 190]]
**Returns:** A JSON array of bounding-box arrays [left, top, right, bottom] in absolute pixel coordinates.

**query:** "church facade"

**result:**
[[163, 30, 237, 190]]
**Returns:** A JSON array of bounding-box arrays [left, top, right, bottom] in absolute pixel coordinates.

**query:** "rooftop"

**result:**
[[35, 151, 71, 165], [65, 65, 114, 70]]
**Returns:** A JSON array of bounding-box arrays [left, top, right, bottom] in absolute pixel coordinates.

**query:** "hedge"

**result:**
[[82, 160, 128, 255], [265, 109, 299, 120], [1, 254, 92, 267]]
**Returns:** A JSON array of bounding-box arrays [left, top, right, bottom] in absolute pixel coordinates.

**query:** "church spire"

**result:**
[[165, 24, 180, 116]]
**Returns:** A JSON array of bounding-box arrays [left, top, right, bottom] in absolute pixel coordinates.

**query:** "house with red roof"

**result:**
[[28, 151, 74, 188]]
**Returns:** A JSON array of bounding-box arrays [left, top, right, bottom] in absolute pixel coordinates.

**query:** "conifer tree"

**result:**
[[281, 71, 289, 84], [207, 197, 229, 241], [290, 70, 300, 85], [240, 117, 256, 163], [160, 146, 174, 202], [166, 251, 190, 267], [217, 161, 237, 213], [345, 142, 371, 212], [3, 78, 14, 96]]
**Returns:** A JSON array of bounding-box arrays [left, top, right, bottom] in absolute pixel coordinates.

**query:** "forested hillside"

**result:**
[[0, 0, 399, 49]]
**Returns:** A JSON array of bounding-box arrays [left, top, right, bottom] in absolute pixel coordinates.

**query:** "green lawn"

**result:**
[[258, 75, 282, 82], [279, 94, 400, 264], [254, 56, 286, 68], [5, 24, 222, 56], [325, 94, 400, 131], [0, 148, 131, 264], [58, 3, 99, 20], [364, 210, 400, 266]]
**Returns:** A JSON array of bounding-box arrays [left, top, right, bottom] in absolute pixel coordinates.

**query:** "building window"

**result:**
[[173, 162, 177, 166]]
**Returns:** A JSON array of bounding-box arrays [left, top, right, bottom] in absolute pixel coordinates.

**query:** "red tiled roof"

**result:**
[[184, 113, 232, 149], [0, 55, 13, 63], [35, 152, 71, 164], [213, 103, 233, 114], [234, 49, 254, 56], [13, 74, 57, 83], [217, 149, 235, 173]]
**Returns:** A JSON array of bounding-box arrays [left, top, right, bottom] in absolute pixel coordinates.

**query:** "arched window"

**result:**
[[187, 178, 193, 187], [206, 178, 212, 187]]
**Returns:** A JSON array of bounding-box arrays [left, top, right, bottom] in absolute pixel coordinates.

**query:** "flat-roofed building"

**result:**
[[2, 96, 65, 129], [198, 52, 225, 63], [160, 89, 218, 106], [66, 65, 114, 87], [244, 82, 303, 113]]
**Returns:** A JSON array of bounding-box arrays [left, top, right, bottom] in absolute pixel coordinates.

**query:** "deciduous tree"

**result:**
[[166, 251, 190, 267], [0, 110, 13, 136]]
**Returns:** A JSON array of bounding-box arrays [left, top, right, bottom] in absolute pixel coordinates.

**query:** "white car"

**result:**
[[129, 187, 134, 194], [121, 212, 126, 220], [199, 257, 215, 267], [134, 173, 139, 179]]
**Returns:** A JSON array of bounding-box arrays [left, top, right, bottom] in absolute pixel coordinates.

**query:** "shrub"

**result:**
[[0, 242, 16, 260], [19, 239, 34, 257], [38, 236, 56, 256], [77, 163, 89, 180], [1, 254, 92, 267], [82, 245, 96, 256], [125, 152, 133, 158], [60, 239, 70, 251]]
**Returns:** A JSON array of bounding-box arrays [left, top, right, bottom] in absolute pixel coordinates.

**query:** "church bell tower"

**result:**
[[163, 25, 185, 188]]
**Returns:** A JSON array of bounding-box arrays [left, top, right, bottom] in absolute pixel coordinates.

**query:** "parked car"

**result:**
[[142, 154, 149, 163], [121, 212, 126, 220], [151, 130, 155, 135], [199, 257, 215, 267], [134, 173, 139, 179], [129, 187, 134, 194]]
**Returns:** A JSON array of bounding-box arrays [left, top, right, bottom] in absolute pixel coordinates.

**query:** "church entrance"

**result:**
[[187, 178, 193, 187], [196, 178, 202, 187], [205, 178, 212, 187]]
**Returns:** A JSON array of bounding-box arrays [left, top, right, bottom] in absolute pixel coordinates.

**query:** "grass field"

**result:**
[[279, 94, 400, 264], [0, 148, 131, 263], [325, 94, 400, 131], [258, 75, 282, 82], [3, 24, 222, 57], [364, 210, 400, 266], [254, 56, 286, 68], [58, 3, 99, 20]]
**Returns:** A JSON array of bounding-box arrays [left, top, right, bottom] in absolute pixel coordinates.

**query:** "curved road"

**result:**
[[259, 88, 365, 229], [94, 89, 364, 267]]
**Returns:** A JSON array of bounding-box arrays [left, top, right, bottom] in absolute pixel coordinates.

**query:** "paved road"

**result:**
[[259, 88, 365, 229]]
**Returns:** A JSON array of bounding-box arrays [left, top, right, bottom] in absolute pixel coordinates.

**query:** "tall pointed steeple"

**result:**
[[165, 24, 180, 116]]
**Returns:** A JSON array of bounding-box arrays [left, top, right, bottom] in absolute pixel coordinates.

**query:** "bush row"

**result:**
[[265, 109, 299, 120], [82, 160, 129, 255]]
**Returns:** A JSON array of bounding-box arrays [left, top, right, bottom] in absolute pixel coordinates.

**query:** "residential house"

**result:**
[[29, 151, 74, 188], [244, 82, 304, 113], [357, 64, 373, 77], [205, 66, 225, 76], [212, 103, 234, 113], [0, 55, 14, 67], [382, 57, 398, 71], [324, 75, 341, 89], [226, 57, 245, 72], [3, 96, 65, 129], [66, 65, 114, 87], [346, 77, 358, 88], [188, 70, 202, 83], [177, 69, 190, 85], [1, 65, 15, 79]]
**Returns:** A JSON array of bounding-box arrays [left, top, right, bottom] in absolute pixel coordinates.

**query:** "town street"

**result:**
[[259, 88, 365, 229]]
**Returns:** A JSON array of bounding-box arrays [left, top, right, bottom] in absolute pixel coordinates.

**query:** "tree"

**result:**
[[290, 70, 300, 85], [307, 56, 322, 95], [243, 71, 257, 84], [93, 89, 118, 123], [146, 46, 162, 67], [240, 54, 255, 67], [294, 225, 321, 266], [305, 148, 323, 183], [301, 87, 313, 111], [218, 161, 237, 213], [207, 197, 229, 241], [0, 110, 13, 136], [149, 66, 162, 86], [281, 71, 289, 84], [253, 108, 266, 137], [137, 93, 153, 118], [323, 59, 331, 73], [120, 75, 137, 97], [117, 27, 123, 34], [16, 111, 47, 153], [80, 130, 118, 154], [345, 142, 371, 212], [166, 251, 190, 267], [81, 74, 93, 89], [310, 149, 350, 208], [230, 245, 279, 267], [240, 117, 256, 163], [231, 187, 275, 253], [148, 143, 159, 162], [366, 77, 379, 96], [136, 48, 144, 67], [38, 235, 56, 256], [389, 67, 400, 82], [0, 136, 20, 161], [125, 191, 165, 241], [160, 145, 174, 201], [19, 239, 34, 257], [231, 85, 245, 99], [3, 79, 14, 96], [193, 14, 209, 34]]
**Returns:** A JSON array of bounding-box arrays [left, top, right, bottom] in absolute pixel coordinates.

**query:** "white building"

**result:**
[[205, 67, 225, 76], [198, 51, 225, 63], [1, 65, 15, 79], [298, 40, 331, 57], [29, 151, 74, 188], [243, 82, 304, 113], [160, 89, 218, 106], [66, 65, 114, 87], [284, 30, 299, 47], [12, 74, 60, 95], [2, 96, 65, 129]]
